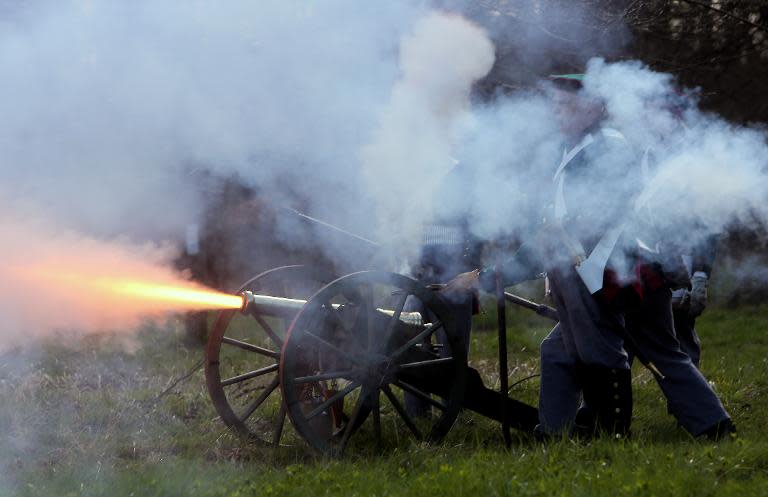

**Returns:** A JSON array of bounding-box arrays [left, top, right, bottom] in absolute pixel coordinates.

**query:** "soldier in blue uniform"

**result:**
[[448, 75, 734, 439], [461, 84, 640, 436]]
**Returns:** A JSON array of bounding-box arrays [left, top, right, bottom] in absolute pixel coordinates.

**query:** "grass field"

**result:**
[[1, 291, 767, 497]]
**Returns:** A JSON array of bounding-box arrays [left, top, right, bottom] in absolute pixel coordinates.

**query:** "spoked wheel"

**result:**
[[206, 265, 333, 446], [280, 271, 467, 456]]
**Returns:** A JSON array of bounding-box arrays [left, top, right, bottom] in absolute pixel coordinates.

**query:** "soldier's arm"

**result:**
[[441, 239, 544, 294], [477, 239, 545, 291], [687, 234, 718, 318], [691, 234, 718, 276]]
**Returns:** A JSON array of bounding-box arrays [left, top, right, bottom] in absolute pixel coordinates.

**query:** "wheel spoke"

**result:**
[[382, 291, 409, 350], [391, 321, 444, 360], [382, 384, 422, 440], [393, 380, 446, 411], [272, 402, 287, 447], [372, 389, 381, 450], [398, 357, 454, 370], [293, 370, 358, 383], [221, 363, 279, 386], [360, 286, 375, 352], [252, 313, 284, 347], [222, 337, 279, 358], [304, 332, 365, 366], [338, 387, 369, 454], [240, 376, 280, 422], [305, 381, 361, 420]]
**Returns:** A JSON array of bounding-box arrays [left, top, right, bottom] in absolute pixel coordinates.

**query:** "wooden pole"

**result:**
[[496, 269, 512, 448]]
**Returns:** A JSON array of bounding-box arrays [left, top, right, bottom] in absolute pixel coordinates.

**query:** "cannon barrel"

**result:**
[[239, 290, 425, 327]]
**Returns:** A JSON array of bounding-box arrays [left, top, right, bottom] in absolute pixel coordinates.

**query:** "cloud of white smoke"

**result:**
[[1, 0, 767, 345], [0, 0, 427, 341], [360, 11, 495, 255]]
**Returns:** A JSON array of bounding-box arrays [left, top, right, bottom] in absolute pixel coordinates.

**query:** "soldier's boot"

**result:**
[[579, 367, 632, 438], [532, 424, 547, 442], [572, 403, 597, 439], [699, 418, 736, 441]]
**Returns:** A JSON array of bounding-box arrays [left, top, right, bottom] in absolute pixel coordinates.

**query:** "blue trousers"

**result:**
[[673, 309, 702, 367], [626, 286, 729, 436], [538, 265, 630, 434]]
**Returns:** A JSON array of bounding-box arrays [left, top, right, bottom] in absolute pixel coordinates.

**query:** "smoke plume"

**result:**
[[0, 0, 426, 342], [457, 57, 768, 286], [1, 0, 767, 347], [360, 12, 495, 253]]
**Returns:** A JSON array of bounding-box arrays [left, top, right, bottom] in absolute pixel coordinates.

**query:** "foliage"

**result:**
[[458, 0, 768, 123]]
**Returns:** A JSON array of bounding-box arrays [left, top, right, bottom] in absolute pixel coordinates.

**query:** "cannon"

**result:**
[[205, 265, 548, 455]]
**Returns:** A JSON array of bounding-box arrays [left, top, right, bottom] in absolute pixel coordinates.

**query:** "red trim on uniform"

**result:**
[[600, 262, 664, 307]]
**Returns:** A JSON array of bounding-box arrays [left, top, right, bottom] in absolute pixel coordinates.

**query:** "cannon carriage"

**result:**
[[205, 264, 553, 455]]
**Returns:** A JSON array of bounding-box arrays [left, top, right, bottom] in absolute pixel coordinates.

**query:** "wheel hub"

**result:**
[[362, 354, 395, 386]]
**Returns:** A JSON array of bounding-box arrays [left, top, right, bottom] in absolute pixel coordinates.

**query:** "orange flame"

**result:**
[[6, 262, 243, 338], [38, 271, 244, 312], [0, 215, 244, 341], [112, 281, 242, 309], [95, 278, 243, 310]]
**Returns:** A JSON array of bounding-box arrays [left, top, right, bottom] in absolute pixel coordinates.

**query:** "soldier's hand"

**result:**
[[441, 269, 480, 295], [689, 271, 708, 318], [671, 289, 690, 311]]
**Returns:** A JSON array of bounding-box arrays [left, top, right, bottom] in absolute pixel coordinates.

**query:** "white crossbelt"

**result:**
[[553, 128, 630, 293]]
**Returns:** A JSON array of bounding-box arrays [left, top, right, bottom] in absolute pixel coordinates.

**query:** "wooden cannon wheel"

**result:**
[[205, 265, 333, 446], [280, 271, 468, 456]]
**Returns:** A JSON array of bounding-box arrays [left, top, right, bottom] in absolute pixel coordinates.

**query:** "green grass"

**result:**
[[1, 299, 767, 497]]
